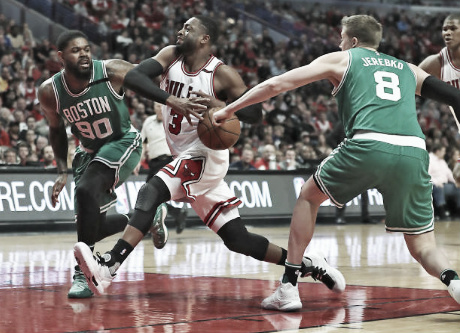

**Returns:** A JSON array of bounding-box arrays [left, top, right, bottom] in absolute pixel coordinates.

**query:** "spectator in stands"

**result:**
[[23, 129, 36, 154], [35, 135, 48, 159], [21, 23, 34, 50], [3, 147, 18, 164], [19, 76, 37, 107], [130, 102, 146, 130], [0, 33, 12, 57], [40, 145, 56, 169], [314, 133, 333, 160], [34, 38, 54, 68], [12, 97, 27, 125], [296, 143, 319, 170], [428, 143, 460, 219], [45, 50, 62, 76], [73, 0, 89, 17], [34, 68, 51, 88], [279, 148, 299, 170], [19, 115, 37, 141], [115, 29, 133, 58], [34, 113, 49, 137], [229, 147, 256, 171], [255, 144, 280, 170], [315, 111, 333, 135], [0, 118, 10, 146], [6, 24, 25, 51], [17, 141, 31, 166], [0, 65, 12, 95], [0, 102, 12, 121], [7, 120, 20, 147]]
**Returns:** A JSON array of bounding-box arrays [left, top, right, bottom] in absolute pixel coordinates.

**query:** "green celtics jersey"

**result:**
[[334, 48, 425, 140], [52, 60, 132, 152]]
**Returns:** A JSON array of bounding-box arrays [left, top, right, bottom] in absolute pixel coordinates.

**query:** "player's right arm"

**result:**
[[38, 79, 69, 207], [213, 51, 348, 124], [418, 54, 442, 78], [123, 46, 208, 124]]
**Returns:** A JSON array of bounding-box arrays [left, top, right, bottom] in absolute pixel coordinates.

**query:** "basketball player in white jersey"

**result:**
[[74, 16, 345, 295], [419, 14, 460, 183]]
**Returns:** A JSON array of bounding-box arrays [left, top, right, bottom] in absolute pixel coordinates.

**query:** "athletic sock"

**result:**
[[282, 261, 301, 286], [440, 269, 459, 286], [110, 239, 134, 264]]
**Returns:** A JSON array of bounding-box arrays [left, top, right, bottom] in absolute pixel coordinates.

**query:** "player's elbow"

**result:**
[[123, 68, 142, 89], [264, 79, 284, 95]]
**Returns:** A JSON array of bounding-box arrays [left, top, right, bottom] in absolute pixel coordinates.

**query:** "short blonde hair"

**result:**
[[341, 15, 382, 49]]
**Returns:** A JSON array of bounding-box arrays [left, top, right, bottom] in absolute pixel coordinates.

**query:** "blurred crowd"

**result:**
[[0, 1, 458, 175]]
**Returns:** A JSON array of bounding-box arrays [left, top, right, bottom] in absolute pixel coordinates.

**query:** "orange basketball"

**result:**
[[197, 107, 241, 150]]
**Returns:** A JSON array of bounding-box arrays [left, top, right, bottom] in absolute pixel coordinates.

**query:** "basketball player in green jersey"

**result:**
[[38, 30, 207, 299], [214, 15, 460, 310]]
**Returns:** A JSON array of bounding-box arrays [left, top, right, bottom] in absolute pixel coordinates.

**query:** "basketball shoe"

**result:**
[[74, 242, 118, 295], [301, 252, 346, 293], [67, 265, 93, 298], [150, 203, 169, 249], [261, 279, 302, 311], [448, 279, 460, 303]]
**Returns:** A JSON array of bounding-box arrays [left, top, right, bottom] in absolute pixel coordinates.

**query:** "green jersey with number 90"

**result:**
[[52, 60, 131, 152], [333, 48, 425, 140]]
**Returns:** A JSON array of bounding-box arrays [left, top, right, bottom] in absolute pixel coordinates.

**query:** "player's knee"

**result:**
[[75, 183, 96, 202], [134, 176, 170, 213], [218, 218, 268, 260]]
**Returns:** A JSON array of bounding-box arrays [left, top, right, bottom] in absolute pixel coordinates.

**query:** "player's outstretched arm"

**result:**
[[213, 51, 346, 125], [123, 47, 208, 124]]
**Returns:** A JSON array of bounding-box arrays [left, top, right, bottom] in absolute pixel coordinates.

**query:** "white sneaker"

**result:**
[[261, 280, 302, 312], [302, 251, 346, 293], [150, 203, 169, 249], [74, 242, 116, 295], [447, 279, 460, 304]]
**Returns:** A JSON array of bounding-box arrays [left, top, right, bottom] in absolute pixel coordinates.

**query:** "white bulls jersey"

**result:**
[[440, 47, 460, 89], [160, 55, 225, 156], [156, 55, 241, 231]]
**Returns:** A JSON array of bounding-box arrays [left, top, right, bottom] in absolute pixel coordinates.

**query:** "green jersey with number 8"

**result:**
[[52, 60, 131, 152], [333, 48, 425, 140]]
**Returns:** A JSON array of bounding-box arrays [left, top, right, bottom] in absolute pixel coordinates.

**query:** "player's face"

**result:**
[[339, 28, 353, 51], [442, 19, 460, 49], [176, 18, 207, 54], [59, 37, 92, 80]]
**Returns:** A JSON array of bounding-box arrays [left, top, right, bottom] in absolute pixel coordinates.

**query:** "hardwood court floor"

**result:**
[[1, 220, 459, 332]]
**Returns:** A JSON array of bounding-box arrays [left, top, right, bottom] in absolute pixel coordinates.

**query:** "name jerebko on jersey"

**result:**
[[362, 57, 403, 69]]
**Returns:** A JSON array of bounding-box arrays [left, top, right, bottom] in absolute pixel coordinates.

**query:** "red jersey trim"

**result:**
[[205, 197, 242, 228]]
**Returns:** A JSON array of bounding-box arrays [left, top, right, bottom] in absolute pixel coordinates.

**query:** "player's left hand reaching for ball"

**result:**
[[211, 106, 234, 127]]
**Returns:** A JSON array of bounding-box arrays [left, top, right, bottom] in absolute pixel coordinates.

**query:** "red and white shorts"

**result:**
[[157, 148, 241, 232]]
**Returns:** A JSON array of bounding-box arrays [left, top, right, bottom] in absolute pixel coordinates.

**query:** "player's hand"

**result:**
[[167, 96, 208, 124], [51, 174, 68, 207], [192, 90, 226, 109], [211, 106, 233, 127]]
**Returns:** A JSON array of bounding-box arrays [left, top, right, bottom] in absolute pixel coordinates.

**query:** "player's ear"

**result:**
[[352, 37, 358, 48], [201, 34, 210, 45]]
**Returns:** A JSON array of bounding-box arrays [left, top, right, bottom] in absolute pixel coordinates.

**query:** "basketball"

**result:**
[[197, 107, 241, 150]]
